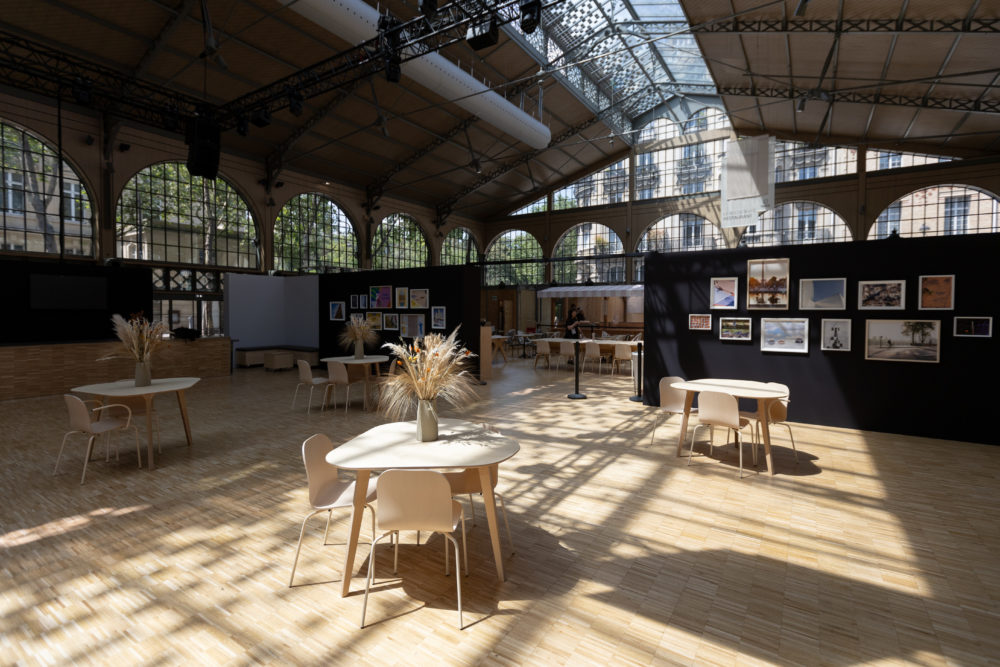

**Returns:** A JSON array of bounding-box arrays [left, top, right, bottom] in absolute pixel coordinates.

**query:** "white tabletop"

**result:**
[[670, 378, 787, 400], [327, 418, 520, 470], [321, 355, 390, 365], [72, 377, 200, 396]]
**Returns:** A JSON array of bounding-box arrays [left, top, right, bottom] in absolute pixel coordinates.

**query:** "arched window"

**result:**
[[868, 184, 999, 239], [371, 213, 428, 268], [274, 193, 358, 272], [440, 226, 479, 265], [1, 120, 93, 256], [866, 149, 955, 172], [774, 141, 857, 183], [634, 214, 723, 281], [552, 223, 625, 284], [483, 229, 543, 286], [740, 201, 852, 247], [115, 162, 258, 268]]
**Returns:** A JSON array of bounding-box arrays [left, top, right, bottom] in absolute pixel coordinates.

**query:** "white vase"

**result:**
[[134, 361, 152, 387], [416, 399, 438, 442], [354, 339, 364, 359]]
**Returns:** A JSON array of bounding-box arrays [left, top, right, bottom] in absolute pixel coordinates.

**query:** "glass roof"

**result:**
[[505, 0, 718, 142]]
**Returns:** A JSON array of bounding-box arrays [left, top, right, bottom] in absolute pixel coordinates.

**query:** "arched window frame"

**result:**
[[634, 214, 723, 281], [868, 184, 1000, 239], [273, 193, 359, 272], [551, 222, 625, 284], [483, 229, 544, 286], [740, 201, 852, 247], [440, 226, 480, 265], [371, 212, 429, 269]]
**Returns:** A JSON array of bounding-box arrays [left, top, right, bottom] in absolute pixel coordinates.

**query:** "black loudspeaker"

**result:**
[[185, 114, 221, 180]]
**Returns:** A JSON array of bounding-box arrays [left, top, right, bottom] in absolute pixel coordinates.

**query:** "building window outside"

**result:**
[[274, 193, 358, 272], [4, 172, 24, 212], [796, 204, 816, 241], [868, 185, 997, 238], [634, 213, 720, 280], [741, 202, 851, 246], [151, 267, 223, 336], [878, 152, 902, 170], [944, 195, 970, 235], [551, 222, 624, 284], [875, 202, 901, 238]]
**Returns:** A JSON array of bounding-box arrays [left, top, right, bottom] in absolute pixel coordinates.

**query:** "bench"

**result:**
[[236, 346, 319, 368]]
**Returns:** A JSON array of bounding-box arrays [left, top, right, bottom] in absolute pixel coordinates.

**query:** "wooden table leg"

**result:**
[[341, 469, 371, 597], [176, 390, 194, 447], [675, 391, 695, 457], [478, 466, 506, 583], [143, 394, 156, 469], [758, 398, 775, 475]]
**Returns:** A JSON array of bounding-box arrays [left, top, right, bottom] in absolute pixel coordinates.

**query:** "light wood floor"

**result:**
[[2, 359, 999, 665]]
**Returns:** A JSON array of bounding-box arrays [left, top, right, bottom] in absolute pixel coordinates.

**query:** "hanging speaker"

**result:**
[[185, 114, 221, 179]]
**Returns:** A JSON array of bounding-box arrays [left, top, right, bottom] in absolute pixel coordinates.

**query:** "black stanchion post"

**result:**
[[568, 340, 586, 399], [629, 341, 644, 402]]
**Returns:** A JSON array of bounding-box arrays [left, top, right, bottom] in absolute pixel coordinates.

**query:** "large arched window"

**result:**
[[483, 229, 544, 286], [634, 214, 723, 281], [371, 213, 428, 268], [115, 162, 258, 268], [740, 201, 852, 247], [440, 226, 479, 265], [274, 193, 358, 272], [1, 120, 93, 256], [552, 223, 625, 284], [868, 184, 999, 239]]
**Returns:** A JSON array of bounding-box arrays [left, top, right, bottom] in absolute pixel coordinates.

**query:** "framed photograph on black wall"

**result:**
[[747, 258, 789, 309], [821, 318, 851, 351]]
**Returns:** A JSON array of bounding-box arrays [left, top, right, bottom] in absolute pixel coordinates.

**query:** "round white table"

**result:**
[[670, 379, 789, 475], [326, 418, 520, 596], [71, 377, 200, 470], [321, 355, 390, 410]]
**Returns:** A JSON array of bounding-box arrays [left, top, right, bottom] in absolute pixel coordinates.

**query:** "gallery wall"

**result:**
[[223, 273, 318, 352], [643, 233, 1000, 445]]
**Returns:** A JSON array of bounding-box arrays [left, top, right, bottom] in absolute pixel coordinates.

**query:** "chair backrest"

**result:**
[[584, 341, 600, 357], [302, 434, 342, 508], [657, 376, 687, 413], [64, 394, 94, 431], [559, 341, 575, 356], [614, 343, 632, 360], [376, 469, 455, 533], [697, 391, 741, 430], [327, 360, 349, 383], [769, 397, 789, 423], [297, 359, 313, 382], [535, 340, 550, 354]]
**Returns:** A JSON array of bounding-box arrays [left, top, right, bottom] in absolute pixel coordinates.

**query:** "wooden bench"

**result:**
[[263, 351, 295, 371], [236, 346, 319, 368]]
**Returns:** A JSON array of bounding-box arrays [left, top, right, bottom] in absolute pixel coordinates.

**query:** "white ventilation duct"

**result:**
[[281, 0, 551, 149]]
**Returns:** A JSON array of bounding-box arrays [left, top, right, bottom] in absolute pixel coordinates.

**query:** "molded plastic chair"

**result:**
[[690, 391, 756, 478], [289, 434, 377, 587], [612, 343, 632, 375], [557, 340, 576, 371], [361, 469, 467, 629], [649, 376, 698, 446], [444, 464, 513, 557], [582, 341, 604, 374], [326, 361, 366, 412], [742, 383, 798, 464], [533, 340, 551, 369], [56, 394, 141, 484], [291, 360, 331, 414]]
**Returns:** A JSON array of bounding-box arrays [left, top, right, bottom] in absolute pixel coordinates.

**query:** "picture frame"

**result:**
[[382, 312, 399, 331], [359, 294, 369, 309], [365, 311, 382, 330], [409, 288, 429, 309], [858, 280, 905, 310], [688, 313, 712, 331], [799, 278, 847, 310], [719, 317, 752, 341], [431, 306, 446, 329], [865, 319, 940, 363], [820, 318, 852, 351], [953, 316, 992, 338], [328, 301, 345, 321], [747, 258, 790, 310], [395, 286, 409, 309], [709, 277, 738, 310], [350, 294, 358, 309], [400, 313, 426, 338], [760, 318, 809, 353], [918, 274, 955, 310], [369, 285, 392, 309]]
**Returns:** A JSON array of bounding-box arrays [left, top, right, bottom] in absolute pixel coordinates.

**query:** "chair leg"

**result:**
[[322, 509, 333, 545], [361, 532, 391, 628], [737, 430, 744, 479], [650, 413, 659, 446], [780, 423, 799, 462], [468, 493, 476, 526], [54, 431, 76, 475], [289, 508, 325, 587], [292, 384, 301, 409], [307, 386, 315, 415], [132, 425, 142, 468], [688, 424, 703, 465], [444, 533, 464, 629], [461, 510, 468, 576], [80, 435, 96, 485]]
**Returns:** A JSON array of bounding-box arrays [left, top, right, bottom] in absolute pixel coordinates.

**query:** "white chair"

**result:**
[[743, 383, 799, 464], [290, 434, 377, 587], [326, 361, 366, 412], [56, 394, 141, 485], [612, 343, 632, 375], [582, 341, 603, 374], [361, 469, 467, 629], [291, 360, 331, 414], [533, 339, 551, 369], [557, 340, 576, 371], [690, 391, 756, 478], [650, 376, 697, 446], [444, 463, 514, 557]]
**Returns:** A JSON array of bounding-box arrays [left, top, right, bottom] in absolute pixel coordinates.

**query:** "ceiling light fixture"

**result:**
[[519, 0, 541, 35], [796, 96, 807, 112]]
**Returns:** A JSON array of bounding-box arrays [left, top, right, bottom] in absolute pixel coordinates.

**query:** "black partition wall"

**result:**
[[318, 265, 482, 367], [643, 233, 1000, 445]]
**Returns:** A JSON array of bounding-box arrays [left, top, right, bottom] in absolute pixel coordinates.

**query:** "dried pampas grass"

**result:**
[[338, 316, 378, 351], [100, 313, 169, 362]]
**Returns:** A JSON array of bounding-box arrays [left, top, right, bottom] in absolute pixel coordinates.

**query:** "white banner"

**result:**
[[721, 135, 774, 228]]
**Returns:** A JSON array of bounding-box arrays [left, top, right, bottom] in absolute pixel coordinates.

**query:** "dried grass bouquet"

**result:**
[[101, 313, 169, 362], [338, 315, 379, 350], [378, 326, 479, 420]]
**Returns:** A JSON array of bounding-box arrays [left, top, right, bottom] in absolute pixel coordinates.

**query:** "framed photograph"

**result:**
[[359, 294, 369, 309], [395, 286, 409, 309], [431, 306, 447, 329], [820, 318, 852, 351], [719, 317, 752, 341], [919, 274, 954, 310], [688, 314, 712, 331], [761, 318, 809, 353], [328, 301, 345, 321], [954, 316, 992, 338], [369, 285, 392, 309], [747, 258, 790, 310], [865, 319, 940, 363], [710, 277, 738, 309], [800, 278, 847, 310], [350, 294, 358, 309], [382, 312, 399, 331], [365, 312, 382, 330], [858, 280, 905, 310], [400, 313, 426, 338], [409, 288, 429, 309]]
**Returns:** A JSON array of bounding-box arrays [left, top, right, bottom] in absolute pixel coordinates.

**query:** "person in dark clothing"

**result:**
[[564, 306, 588, 339]]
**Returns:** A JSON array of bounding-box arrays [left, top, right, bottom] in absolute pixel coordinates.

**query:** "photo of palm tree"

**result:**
[[865, 319, 940, 363], [747, 258, 789, 309]]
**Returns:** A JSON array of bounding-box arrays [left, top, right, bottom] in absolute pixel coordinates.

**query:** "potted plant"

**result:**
[[339, 314, 378, 359], [101, 313, 169, 386]]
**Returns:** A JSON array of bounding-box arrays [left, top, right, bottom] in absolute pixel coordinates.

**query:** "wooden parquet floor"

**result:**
[[2, 360, 999, 665]]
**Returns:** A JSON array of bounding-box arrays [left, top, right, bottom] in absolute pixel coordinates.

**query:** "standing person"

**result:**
[[564, 305, 588, 339]]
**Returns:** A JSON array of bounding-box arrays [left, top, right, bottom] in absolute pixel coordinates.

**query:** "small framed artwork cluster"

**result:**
[[332, 286, 449, 336]]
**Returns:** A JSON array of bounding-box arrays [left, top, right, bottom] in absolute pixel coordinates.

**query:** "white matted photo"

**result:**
[[747, 258, 790, 310], [918, 274, 955, 310], [800, 278, 847, 310], [710, 277, 738, 309], [760, 318, 808, 353], [859, 280, 905, 310], [688, 314, 712, 331], [865, 319, 940, 363], [821, 318, 851, 351], [953, 316, 992, 337], [719, 317, 752, 341], [431, 306, 446, 329]]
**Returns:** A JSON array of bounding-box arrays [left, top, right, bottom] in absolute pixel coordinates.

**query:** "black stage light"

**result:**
[[519, 0, 541, 34], [385, 52, 402, 83], [466, 14, 498, 50], [185, 109, 220, 179], [250, 107, 271, 128], [420, 0, 436, 18]]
